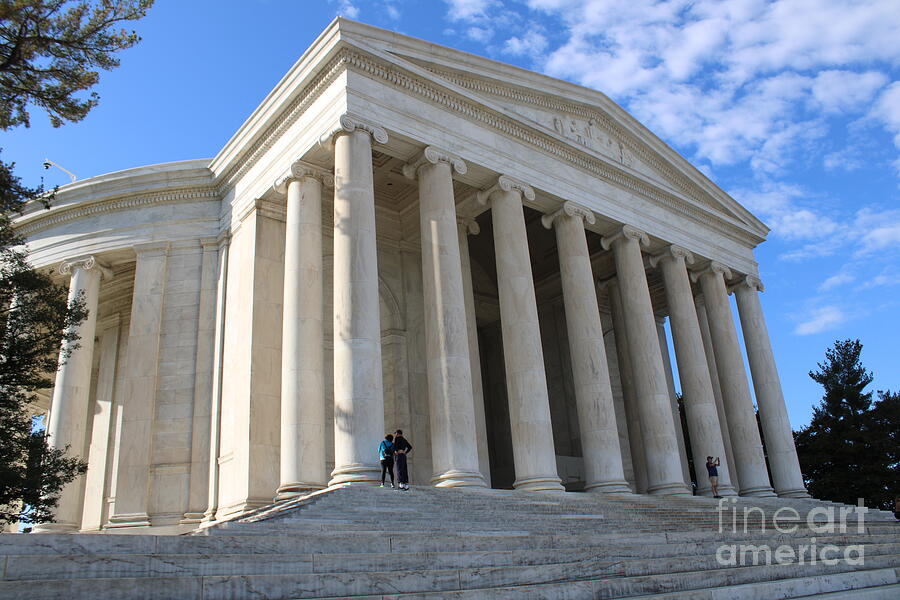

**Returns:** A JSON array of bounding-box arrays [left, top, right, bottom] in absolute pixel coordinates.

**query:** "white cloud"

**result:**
[[819, 272, 855, 292], [466, 26, 493, 43], [385, 4, 401, 20], [503, 31, 548, 57], [795, 305, 847, 335], [468, 0, 900, 175], [332, 0, 359, 18], [852, 208, 900, 257], [811, 70, 888, 114], [445, 0, 496, 21]]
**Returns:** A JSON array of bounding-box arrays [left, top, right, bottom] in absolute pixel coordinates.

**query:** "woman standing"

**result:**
[[379, 434, 395, 488], [393, 429, 413, 491]]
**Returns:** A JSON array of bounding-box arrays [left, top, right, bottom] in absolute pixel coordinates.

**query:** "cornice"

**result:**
[[16, 187, 218, 237], [210, 44, 761, 247], [420, 64, 761, 229]]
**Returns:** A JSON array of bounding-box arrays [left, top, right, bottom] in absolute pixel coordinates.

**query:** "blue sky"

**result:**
[[4, 0, 898, 428]]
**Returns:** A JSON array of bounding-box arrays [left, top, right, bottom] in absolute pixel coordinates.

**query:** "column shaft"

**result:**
[[457, 219, 491, 486], [602, 227, 689, 495], [81, 318, 121, 531], [605, 281, 648, 493], [482, 179, 562, 491], [108, 244, 168, 527], [656, 317, 692, 486], [183, 239, 219, 523], [656, 250, 735, 496], [696, 298, 739, 480], [698, 265, 774, 496], [40, 258, 102, 531], [734, 280, 808, 498], [280, 173, 327, 496], [330, 127, 385, 485], [203, 235, 229, 524], [547, 207, 629, 493], [415, 156, 484, 487]]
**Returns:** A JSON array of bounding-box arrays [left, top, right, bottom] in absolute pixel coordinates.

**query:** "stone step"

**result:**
[[7, 552, 896, 600], [8, 539, 897, 582]]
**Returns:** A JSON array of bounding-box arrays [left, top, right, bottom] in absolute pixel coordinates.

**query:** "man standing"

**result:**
[[706, 456, 722, 498], [393, 429, 413, 491]]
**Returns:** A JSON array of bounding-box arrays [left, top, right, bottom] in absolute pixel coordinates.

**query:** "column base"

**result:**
[[31, 521, 79, 533], [275, 482, 326, 501], [739, 485, 778, 497], [584, 480, 633, 494], [179, 512, 205, 525], [697, 484, 738, 497], [431, 469, 487, 488], [105, 513, 152, 529], [776, 488, 811, 499], [513, 475, 565, 492], [647, 481, 692, 496], [329, 463, 381, 486]]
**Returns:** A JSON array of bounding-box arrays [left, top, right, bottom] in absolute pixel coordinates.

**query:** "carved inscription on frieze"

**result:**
[[552, 116, 634, 168]]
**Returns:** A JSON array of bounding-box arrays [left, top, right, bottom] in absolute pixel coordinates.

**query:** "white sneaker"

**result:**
[[380, 483, 386, 488]]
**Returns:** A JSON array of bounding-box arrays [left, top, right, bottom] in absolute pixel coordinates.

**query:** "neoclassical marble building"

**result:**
[[16, 19, 807, 533]]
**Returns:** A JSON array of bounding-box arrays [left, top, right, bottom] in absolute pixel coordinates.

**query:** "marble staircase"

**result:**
[[1, 485, 898, 599]]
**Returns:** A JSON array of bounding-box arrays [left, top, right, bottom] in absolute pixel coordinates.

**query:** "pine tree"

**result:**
[[795, 340, 896, 509], [0, 0, 152, 527]]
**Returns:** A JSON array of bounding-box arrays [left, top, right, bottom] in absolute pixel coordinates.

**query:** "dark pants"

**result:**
[[395, 453, 409, 485], [380, 458, 394, 485]]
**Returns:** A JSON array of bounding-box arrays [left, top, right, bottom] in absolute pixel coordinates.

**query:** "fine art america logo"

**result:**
[[715, 498, 868, 567]]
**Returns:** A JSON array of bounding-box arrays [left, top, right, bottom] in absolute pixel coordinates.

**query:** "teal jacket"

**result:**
[[378, 440, 394, 460]]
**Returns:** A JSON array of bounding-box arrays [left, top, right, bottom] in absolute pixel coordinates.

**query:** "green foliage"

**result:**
[[0, 0, 151, 526], [794, 340, 899, 511], [0, 0, 153, 130]]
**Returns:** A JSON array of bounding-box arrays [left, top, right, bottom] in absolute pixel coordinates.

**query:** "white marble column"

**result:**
[[108, 243, 169, 528], [695, 296, 738, 480], [457, 216, 492, 486], [543, 203, 630, 493], [182, 238, 220, 524], [328, 115, 388, 485], [656, 317, 692, 486], [476, 175, 563, 491], [38, 256, 105, 532], [695, 262, 775, 497], [651, 246, 736, 496], [202, 233, 229, 525], [275, 161, 332, 497], [404, 147, 485, 487], [81, 316, 121, 531], [601, 226, 689, 496], [734, 276, 809, 498], [602, 279, 648, 494]]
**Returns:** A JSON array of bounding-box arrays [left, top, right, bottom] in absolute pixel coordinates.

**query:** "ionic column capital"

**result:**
[[690, 260, 732, 283], [648, 244, 695, 268], [541, 201, 596, 230], [402, 146, 467, 180], [475, 174, 535, 205], [457, 215, 480, 235], [319, 113, 389, 150], [734, 274, 765, 293], [600, 224, 649, 251], [59, 255, 112, 280], [273, 160, 333, 195]]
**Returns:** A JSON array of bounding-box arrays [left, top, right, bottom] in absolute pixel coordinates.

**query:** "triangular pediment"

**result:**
[[333, 21, 768, 239]]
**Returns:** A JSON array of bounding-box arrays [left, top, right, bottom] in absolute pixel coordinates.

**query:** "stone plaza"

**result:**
[[5, 18, 899, 599]]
